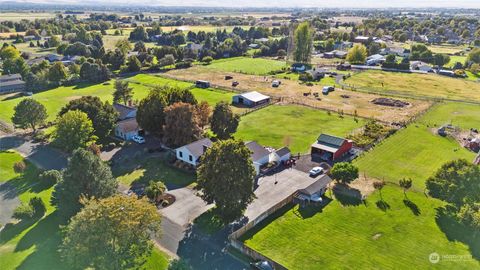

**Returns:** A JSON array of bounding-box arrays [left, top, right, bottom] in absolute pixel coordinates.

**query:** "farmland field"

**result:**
[[0, 151, 169, 270], [241, 185, 480, 270], [0, 74, 237, 125], [354, 102, 479, 188], [345, 70, 480, 102], [235, 104, 365, 154], [205, 57, 287, 75]]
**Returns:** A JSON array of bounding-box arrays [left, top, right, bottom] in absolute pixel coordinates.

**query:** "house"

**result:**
[[232, 91, 270, 107], [113, 103, 137, 121], [311, 134, 353, 161], [0, 74, 25, 94], [115, 118, 139, 141], [410, 61, 433, 72], [307, 66, 328, 80], [381, 47, 410, 57], [45, 54, 63, 62], [245, 141, 271, 175], [366, 54, 386, 66], [354, 36, 370, 44], [249, 43, 260, 49], [296, 174, 333, 203], [323, 51, 335, 59], [175, 138, 213, 167], [269, 147, 291, 164], [291, 63, 307, 72]]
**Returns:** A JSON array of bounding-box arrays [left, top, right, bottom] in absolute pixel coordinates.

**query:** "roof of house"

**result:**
[[245, 141, 270, 162], [298, 174, 333, 196], [116, 118, 139, 133], [113, 103, 137, 120], [275, 147, 291, 157], [235, 91, 270, 103], [180, 138, 213, 158], [0, 74, 22, 82]]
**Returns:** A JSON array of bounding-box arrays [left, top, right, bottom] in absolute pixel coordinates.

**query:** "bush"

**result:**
[[29, 197, 46, 217], [13, 161, 26, 173], [175, 61, 192, 69], [39, 170, 62, 186], [299, 72, 314, 82], [13, 203, 34, 220]]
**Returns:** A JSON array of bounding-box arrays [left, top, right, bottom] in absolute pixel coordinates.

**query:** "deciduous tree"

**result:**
[[210, 102, 239, 140], [196, 139, 256, 222], [53, 110, 96, 152], [12, 99, 47, 132], [163, 102, 202, 147], [113, 80, 134, 105], [61, 195, 160, 269], [329, 162, 359, 184], [346, 44, 367, 64], [136, 88, 167, 136], [52, 148, 118, 217], [293, 22, 313, 64], [195, 101, 211, 129]]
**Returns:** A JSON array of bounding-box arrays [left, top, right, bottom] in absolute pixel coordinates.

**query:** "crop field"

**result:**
[[235, 104, 365, 154], [354, 102, 479, 188], [204, 57, 287, 75], [0, 74, 237, 125], [241, 185, 480, 270], [345, 70, 480, 102], [0, 151, 169, 270]]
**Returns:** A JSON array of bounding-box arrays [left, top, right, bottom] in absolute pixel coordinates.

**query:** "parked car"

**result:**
[[309, 166, 324, 177], [322, 86, 330, 95], [132, 135, 145, 144], [272, 80, 281, 87], [250, 260, 274, 270]]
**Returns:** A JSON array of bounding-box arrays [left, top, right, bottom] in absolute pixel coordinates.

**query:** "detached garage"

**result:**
[[311, 134, 352, 161], [232, 91, 270, 107]]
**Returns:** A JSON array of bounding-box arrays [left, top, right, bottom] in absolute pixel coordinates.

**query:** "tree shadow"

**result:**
[[332, 183, 362, 206], [0, 217, 39, 244], [436, 206, 480, 260], [0, 137, 26, 151], [294, 197, 332, 219], [375, 200, 390, 211], [15, 211, 62, 252], [403, 199, 421, 216]]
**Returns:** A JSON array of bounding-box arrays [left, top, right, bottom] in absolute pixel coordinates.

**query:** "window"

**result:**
[[189, 155, 193, 161], [179, 151, 183, 158]]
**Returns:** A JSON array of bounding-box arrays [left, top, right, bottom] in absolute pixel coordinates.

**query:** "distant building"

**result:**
[[354, 36, 370, 44], [0, 74, 25, 94], [232, 91, 270, 107]]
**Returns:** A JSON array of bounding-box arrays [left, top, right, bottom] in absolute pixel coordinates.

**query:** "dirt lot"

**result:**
[[164, 66, 432, 123]]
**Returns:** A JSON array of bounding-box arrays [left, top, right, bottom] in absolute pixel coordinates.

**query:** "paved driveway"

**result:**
[[0, 183, 20, 227]]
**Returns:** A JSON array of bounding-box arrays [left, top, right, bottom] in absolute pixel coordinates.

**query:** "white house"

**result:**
[[245, 141, 271, 175], [175, 138, 213, 167], [366, 54, 386, 66], [115, 118, 139, 141], [410, 61, 433, 72]]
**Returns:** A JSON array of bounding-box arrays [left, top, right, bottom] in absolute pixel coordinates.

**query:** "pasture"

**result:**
[[234, 104, 365, 154], [241, 185, 480, 270], [0, 74, 237, 125], [345, 70, 480, 102], [204, 57, 287, 75], [354, 102, 479, 188], [0, 151, 169, 270]]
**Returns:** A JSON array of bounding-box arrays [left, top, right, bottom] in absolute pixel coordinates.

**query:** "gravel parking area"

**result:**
[[293, 154, 331, 174]]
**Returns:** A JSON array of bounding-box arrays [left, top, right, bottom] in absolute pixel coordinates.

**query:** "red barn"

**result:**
[[311, 134, 353, 161]]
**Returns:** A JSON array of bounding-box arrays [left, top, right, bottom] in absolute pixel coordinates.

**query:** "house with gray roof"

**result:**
[[0, 74, 25, 94], [175, 138, 213, 167], [297, 174, 333, 203], [246, 141, 272, 175]]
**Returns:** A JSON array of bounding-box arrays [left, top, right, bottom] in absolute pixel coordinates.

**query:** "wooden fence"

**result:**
[[228, 193, 296, 270]]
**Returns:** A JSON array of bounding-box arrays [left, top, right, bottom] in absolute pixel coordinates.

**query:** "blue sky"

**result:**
[[4, 0, 480, 8]]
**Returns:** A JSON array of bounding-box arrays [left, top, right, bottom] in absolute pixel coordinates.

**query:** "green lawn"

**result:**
[[205, 57, 287, 75], [113, 154, 196, 188], [354, 102, 479, 188], [0, 74, 236, 124], [241, 185, 480, 270], [0, 151, 169, 270], [235, 104, 365, 154], [345, 70, 480, 102]]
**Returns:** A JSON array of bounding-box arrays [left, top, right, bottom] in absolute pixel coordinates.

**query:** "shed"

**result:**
[[311, 134, 353, 161], [232, 91, 270, 107], [297, 174, 333, 203]]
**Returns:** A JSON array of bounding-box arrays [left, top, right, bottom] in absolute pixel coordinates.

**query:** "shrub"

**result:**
[[13, 203, 34, 220], [299, 72, 314, 82], [39, 170, 62, 186], [13, 161, 26, 173], [88, 143, 101, 156], [29, 197, 46, 217]]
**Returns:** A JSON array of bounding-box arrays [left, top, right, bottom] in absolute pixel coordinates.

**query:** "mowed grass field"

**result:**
[[205, 57, 287, 75], [0, 74, 236, 124], [345, 70, 480, 101], [0, 151, 169, 270], [235, 104, 365, 154], [241, 185, 480, 270], [354, 102, 479, 188]]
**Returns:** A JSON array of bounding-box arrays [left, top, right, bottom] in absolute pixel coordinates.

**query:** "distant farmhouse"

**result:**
[[232, 91, 270, 108], [0, 74, 26, 94]]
